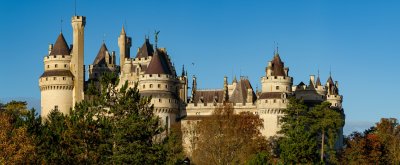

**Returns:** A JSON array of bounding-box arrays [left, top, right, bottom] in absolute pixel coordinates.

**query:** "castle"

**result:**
[[39, 15, 344, 154]]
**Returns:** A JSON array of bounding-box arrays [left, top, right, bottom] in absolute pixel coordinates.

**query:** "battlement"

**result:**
[[133, 56, 152, 62], [44, 54, 72, 61], [39, 76, 74, 87], [257, 98, 288, 108], [140, 73, 177, 80], [327, 94, 342, 100], [263, 75, 293, 82], [71, 16, 86, 23]]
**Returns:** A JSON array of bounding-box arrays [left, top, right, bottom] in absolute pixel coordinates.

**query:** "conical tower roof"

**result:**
[[50, 33, 70, 55], [270, 53, 285, 76], [316, 76, 322, 86], [92, 43, 109, 65], [145, 50, 172, 75], [136, 38, 154, 58]]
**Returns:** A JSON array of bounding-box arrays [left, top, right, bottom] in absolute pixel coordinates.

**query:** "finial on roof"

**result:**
[[154, 30, 160, 48], [182, 65, 185, 77], [74, 0, 77, 16], [60, 18, 63, 33]]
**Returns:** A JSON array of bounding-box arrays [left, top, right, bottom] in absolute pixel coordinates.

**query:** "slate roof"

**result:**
[[92, 43, 109, 65], [136, 38, 154, 58], [193, 90, 224, 104], [326, 76, 339, 95], [230, 79, 256, 103], [145, 50, 172, 75], [40, 70, 74, 78], [258, 92, 283, 99], [270, 54, 286, 76], [50, 33, 70, 55]]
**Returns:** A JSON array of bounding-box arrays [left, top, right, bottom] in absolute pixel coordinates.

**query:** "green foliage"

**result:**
[[279, 97, 344, 164], [279, 97, 318, 163], [0, 72, 183, 164], [310, 101, 344, 163], [247, 151, 272, 165]]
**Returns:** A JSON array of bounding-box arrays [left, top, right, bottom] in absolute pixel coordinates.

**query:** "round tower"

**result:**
[[138, 49, 180, 131], [257, 49, 293, 138], [39, 33, 74, 119]]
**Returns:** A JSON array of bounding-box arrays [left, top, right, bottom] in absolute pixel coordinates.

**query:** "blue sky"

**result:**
[[0, 0, 399, 134]]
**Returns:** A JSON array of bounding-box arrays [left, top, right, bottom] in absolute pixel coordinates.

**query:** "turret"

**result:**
[[179, 65, 188, 103], [71, 15, 86, 106], [261, 49, 293, 93], [257, 47, 293, 138], [139, 48, 178, 131], [223, 76, 229, 102], [39, 33, 74, 119], [88, 43, 118, 81], [191, 75, 197, 102], [118, 26, 131, 69], [326, 75, 342, 109]]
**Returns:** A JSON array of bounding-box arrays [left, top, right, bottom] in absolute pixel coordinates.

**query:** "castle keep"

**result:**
[[39, 15, 344, 154]]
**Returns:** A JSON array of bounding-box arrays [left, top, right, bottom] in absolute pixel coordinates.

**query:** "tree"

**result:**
[[33, 72, 183, 164], [340, 119, 400, 164], [279, 97, 318, 163], [375, 118, 400, 164], [341, 130, 387, 164], [310, 101, 344, 163], [279, 98, 345, 164], [192, 103, 266, 165], [0, 102, 36, 164]]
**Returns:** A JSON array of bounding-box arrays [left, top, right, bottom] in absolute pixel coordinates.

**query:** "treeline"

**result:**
[[186, 98, 400, 164], [186, 98, 345, 164], [1, 76, 399, 164], [0, 75, 185, 164]]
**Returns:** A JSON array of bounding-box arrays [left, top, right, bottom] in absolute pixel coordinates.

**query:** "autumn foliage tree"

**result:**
[[341, 118, 400, 164], [192, 103, 267, 165], [0, 101, 36, 164]]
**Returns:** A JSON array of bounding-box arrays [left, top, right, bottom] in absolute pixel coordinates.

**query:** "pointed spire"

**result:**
[[50, 33, 70, 55], [316, 69, 322, 86], [121, 25, 126, 35], [181, 65, 185, 77], [233, 75, 238, 83], [273, 41, 279, 56]]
